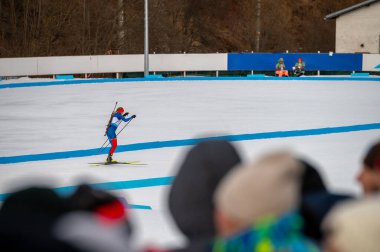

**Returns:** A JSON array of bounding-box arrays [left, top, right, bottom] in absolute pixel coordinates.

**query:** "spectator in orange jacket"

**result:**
[[275, 58, 289, 77]]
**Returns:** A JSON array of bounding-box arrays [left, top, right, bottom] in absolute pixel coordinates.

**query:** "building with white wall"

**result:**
[[325, 0, 380, 53]]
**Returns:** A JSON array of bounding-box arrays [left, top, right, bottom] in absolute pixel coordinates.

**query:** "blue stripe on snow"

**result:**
[[1, 123, 380, 164], [128, 204, 152, 210], [1, 76, 379, 89], [0, 176, 174, 202]]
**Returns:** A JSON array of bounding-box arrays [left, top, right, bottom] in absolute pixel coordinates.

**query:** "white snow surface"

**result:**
[[0, 78, 380, 249]]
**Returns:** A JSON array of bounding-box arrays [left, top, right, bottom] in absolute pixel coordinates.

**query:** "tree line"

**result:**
[[0, 0, 363, 57]]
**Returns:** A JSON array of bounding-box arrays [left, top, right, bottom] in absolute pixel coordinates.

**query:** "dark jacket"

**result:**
[[299, 159, 354, 243]]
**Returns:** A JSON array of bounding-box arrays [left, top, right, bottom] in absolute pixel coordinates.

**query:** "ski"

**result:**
[[89, 161, 147, 166]]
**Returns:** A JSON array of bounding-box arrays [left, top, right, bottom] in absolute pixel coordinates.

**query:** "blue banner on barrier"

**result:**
[[227, 53, 363, 71]]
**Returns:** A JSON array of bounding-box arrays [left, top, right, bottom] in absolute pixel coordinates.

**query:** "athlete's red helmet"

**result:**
[[116, 107, 125, 114]]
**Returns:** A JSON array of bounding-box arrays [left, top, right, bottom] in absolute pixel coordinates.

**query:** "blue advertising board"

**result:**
[[228, 53, 363, 71]]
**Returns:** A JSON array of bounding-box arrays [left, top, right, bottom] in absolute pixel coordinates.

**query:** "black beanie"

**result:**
[[168, 140, 241, 240]]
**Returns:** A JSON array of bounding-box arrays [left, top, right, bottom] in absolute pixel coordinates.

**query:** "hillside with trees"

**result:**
[[0, 0, 364, 57]]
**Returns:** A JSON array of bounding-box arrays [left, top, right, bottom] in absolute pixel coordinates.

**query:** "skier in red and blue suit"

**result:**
[[106, 107, 136, 163]]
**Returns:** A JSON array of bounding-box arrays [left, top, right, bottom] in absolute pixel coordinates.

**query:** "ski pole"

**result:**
[[98, 139, 109, 154], [115, 118, 134, 137]]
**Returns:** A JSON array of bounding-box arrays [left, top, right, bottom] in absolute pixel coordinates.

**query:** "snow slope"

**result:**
[[0, 78, 379, 248]]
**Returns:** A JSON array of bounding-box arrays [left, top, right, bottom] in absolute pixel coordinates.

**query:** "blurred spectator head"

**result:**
[[0, 185, 134, 252], [67, 184, 132, 234], [0, 187, 69, 219], [357, 140, 380, 195], [322, 196, 380, 252], [0, 187, 78, 251], [214, 150, 302, 237], [58, 185, 134, 252], [168, 140, 241, 240]]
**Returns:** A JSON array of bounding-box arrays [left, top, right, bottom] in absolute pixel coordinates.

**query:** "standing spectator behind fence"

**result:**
[[275, 58, 289, 77], [293, 57, 306, 77]]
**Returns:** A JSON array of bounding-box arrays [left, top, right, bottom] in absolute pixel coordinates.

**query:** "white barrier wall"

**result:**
[[363, 54, 380, 71], [0, 53, 379, 77], [150, 53, 227, 72], [0, 54, 228, 77]]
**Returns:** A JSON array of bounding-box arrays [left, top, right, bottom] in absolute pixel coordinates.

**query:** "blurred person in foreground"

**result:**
[[57, 184, 135, 252], [168, 140, 242, 252], [0, 187, 77, 251], [212, 150, 320, 252], [0, 184, 135, 252], [357, 140, 380, 195], [322, 196, 380, 252], [66, 183, 133, 236]]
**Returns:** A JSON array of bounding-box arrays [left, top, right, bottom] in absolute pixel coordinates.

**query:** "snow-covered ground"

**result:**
[[0, 78, 379, 248]]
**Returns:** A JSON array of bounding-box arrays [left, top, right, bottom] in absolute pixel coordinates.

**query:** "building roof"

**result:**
[[325, 0, 380, 20]]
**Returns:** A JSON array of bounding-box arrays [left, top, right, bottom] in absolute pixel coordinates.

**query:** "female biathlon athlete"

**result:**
[[106, 107, 136, 163]]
